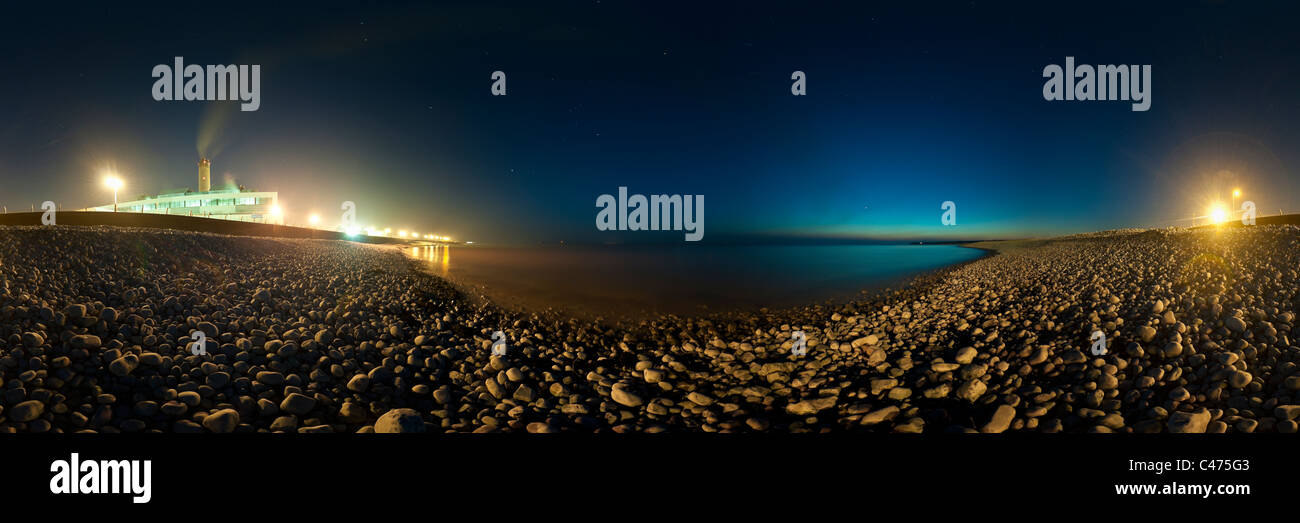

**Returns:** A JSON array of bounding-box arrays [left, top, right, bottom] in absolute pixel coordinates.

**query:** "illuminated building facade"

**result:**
[[83, 158, 281, 224]]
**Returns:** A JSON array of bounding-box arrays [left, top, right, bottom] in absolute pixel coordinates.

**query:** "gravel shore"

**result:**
[[1, 224, 1297, 433]]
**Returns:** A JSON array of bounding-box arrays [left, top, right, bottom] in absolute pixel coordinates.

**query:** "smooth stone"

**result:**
[[202, 409, 240, 433], [347, 374, 370, 392], [860, 406, 900, 426], [1137, 326, 1157, 343], [11, 400, 44, 422], [280, 393, 317, 416], [1228, 370, 1253, 389], [1167, 409, 1211, 433], [70, 335, 102, 350], [256, 371, 285, 385], [981, 405, 1016, 433], [611, 383, 643, 407], [1224, 316, 1247, 333], [785, 396, 836, 415], [375, 408, 426, 433], [956, 379, 987, 402], [954, 346, 977, 364], [109, 354, 139, 376]]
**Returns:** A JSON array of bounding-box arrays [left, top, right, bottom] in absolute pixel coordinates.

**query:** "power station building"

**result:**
[[84, 158, 281, 224]]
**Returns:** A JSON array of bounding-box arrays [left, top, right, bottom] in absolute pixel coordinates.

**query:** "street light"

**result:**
[[1232, 188, 1241, 217], [308, 214, 320, 226], [103, 175, 124, 212]]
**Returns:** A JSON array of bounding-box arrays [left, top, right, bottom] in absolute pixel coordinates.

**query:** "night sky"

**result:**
[[1, 1, 1298, 244]]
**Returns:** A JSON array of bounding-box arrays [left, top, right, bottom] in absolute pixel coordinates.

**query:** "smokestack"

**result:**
[[198, 157, 211, 192]]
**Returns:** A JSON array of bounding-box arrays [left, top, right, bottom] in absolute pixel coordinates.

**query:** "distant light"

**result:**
[[345, 225, 361, 237], [103, 176, 124, 191], [466, 241, 474, 244], [1209, 204, 1228, 224], [1233, 189, 1241, 197], [308, 214, 320, 225], [384, 228, 392, 235], [270, 204, 282, 217], [399, 230, 408, 238]]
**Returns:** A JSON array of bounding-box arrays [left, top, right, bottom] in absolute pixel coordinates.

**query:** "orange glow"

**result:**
[[1209, 204, 1228, 224]]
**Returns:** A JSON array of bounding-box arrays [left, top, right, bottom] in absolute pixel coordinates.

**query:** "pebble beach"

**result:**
[[1, 224, 1297, 433]]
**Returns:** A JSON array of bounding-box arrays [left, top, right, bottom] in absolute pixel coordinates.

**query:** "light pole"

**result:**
[[104, 175, 124, 212], [1232, 188, 1241, 218]]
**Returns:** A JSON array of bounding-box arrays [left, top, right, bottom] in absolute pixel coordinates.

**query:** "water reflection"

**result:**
[[408, 244, 451, 274], [402, 244, 987, 318]]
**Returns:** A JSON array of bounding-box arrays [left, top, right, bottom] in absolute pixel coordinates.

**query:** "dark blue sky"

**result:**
[[2, 1, 1298, 244]]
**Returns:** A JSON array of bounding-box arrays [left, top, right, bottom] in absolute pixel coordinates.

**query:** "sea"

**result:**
[[406, 243, 987, 318]]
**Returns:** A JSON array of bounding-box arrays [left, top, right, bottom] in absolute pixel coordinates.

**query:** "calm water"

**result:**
[[407, 243, 986, 317]]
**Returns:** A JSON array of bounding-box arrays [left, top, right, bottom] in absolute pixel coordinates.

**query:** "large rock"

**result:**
[[375, 408, 426, 433], [339, 402, 367, 424], [954, 346, 978, 364], [981, 405, 1016, 433], [256, 371, 285, 386], [956, 379, 987, 402], [69, 335, 101, 350], [1137, 326, 1157, 343], [11, 400, 44, 422], [202, 409, 240, 433], [611, 383, 643, 407], [21, 332, 44, 348], [1167, 409, 1211, 433], [860, 406, 900, 426], [1275, 405, 1300, 421], [346, 374, 369, 392], [785, 396, 836, 415], [280, 393, 317, 416], [109, 354, 139, 376], [64, 304, 86, 319], [1224, 316, 1247, 333], [196, 321, 220, 338]]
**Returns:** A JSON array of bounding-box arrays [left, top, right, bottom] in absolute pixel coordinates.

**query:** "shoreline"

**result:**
[[411, 242, 995, 324]]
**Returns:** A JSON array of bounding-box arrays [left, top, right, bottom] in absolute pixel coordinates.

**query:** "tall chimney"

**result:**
[[198, 157, 211, 192]]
